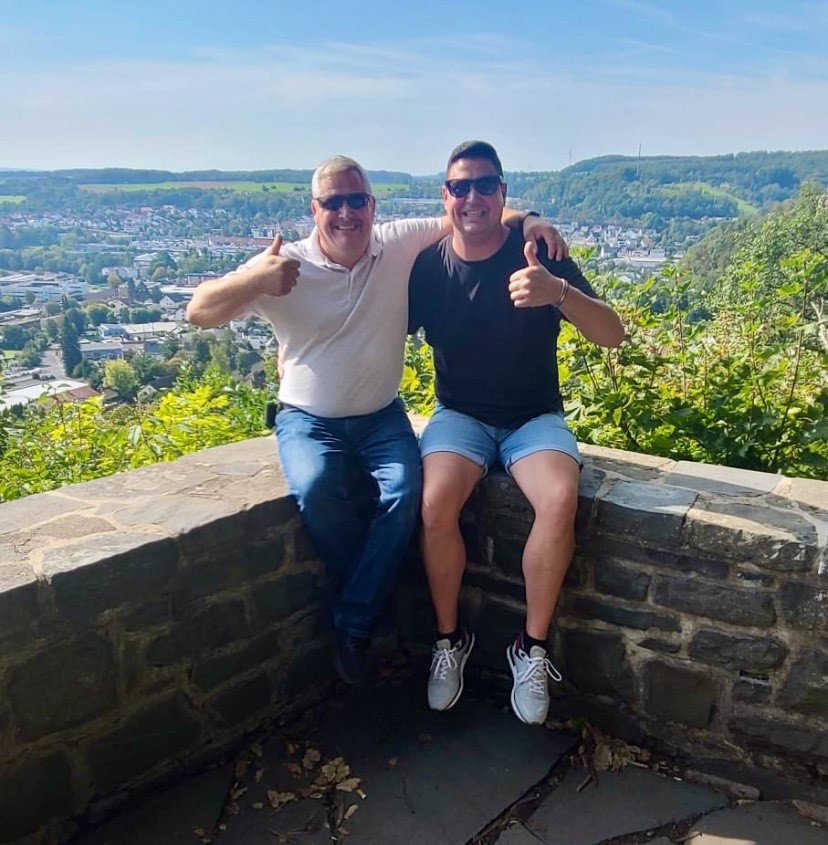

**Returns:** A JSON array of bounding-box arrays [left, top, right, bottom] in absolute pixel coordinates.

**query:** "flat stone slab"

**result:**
[[498, 821, 546, 843], [689, 802, 828, 844], [73, 762, 232, 844], [514, 766, 727, 845], [220, 676, 575, 845], [666, 460, 780, 495]]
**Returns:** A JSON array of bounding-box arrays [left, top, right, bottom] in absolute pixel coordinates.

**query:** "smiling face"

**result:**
[[311, 167, 375, 269], [442, 157, 507, 252]]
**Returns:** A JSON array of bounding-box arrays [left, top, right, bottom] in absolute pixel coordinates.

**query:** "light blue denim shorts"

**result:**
[[419, 402, 581, 474]]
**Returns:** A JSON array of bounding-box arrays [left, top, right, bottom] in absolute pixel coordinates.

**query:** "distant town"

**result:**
[[0, 193, 673, 413]]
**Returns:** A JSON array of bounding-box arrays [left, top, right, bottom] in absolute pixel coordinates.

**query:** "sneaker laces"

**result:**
[[516, 650, 563, 695], [430, 642, 460, 681]]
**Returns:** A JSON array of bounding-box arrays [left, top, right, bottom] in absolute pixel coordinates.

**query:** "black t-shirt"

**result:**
[[408, 227, 599, 428]]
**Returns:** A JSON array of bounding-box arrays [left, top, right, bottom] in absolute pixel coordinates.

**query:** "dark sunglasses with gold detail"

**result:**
[[444, 175, 504, 198], [314, 192, 373, 211]]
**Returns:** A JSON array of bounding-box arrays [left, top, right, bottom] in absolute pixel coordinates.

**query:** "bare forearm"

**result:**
[[560, 291, 624, 347], [186, 271, 260, 328]]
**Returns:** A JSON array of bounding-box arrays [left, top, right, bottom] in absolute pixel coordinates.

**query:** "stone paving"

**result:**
[[73, 672, 828, 845]]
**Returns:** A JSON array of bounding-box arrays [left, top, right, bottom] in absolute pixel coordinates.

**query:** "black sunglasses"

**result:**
[[444, 176, 503, 198], [315, 191, 373, 211]]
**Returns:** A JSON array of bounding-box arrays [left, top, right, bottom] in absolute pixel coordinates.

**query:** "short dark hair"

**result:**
[[446, 140, 503, 177]]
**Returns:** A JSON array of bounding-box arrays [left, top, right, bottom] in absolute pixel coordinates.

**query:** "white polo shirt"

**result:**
[[240, 217, 443, 418]]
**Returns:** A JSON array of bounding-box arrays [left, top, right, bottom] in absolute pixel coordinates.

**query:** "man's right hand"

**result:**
[[252, 234, 300, 297]]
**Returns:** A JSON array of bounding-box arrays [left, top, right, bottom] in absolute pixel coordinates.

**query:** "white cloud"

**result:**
[[1, 38, 827, 173]]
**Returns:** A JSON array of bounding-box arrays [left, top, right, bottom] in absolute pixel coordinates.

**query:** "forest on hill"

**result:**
[[2, 149, 827, 229]]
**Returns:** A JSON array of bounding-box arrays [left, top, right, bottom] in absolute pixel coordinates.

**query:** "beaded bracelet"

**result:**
[[554, 278, 569, 309]]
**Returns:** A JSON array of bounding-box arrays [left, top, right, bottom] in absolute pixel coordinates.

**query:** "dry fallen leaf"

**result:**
[[344, 804, 359, 821], [302, 748, 321, 770], [266, 790, 297, 811], [336, 777, 362, 793], [387, 757, 398, 769], [255, 768, 264, 783], [316, 757, 350, 786]]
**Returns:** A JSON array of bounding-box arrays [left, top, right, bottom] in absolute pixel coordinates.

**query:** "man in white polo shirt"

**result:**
[[186, 154, 567, 684]]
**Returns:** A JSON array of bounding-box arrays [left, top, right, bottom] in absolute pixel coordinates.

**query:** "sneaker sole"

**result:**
[[506, 645, 544, 726], [430, 632, 476, 712]]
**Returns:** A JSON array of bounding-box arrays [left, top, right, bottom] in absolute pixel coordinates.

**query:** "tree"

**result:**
[[64, 307, 87, 335], [128, 306, 163, 324], [86, 302, 114, 326], [0, 325, 32, 350], [19, 342, 42, 368], [127, 352, 164, 385], [161, 336, 180, 359], [60, 319, 82, 375], [103, 359, 139, 399]]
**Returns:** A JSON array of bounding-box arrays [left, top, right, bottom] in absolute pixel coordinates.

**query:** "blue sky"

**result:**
[[2, 0, 827, 174]]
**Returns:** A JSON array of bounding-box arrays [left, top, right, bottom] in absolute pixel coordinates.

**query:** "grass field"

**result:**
[[0, 195, 25, 204], [668, 182, 758, 215], [78, 181, 409, 196]]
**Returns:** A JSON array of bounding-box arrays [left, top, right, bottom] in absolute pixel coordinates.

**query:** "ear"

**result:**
[[441, 184, 449, 202], [500, 182, 507, 201]]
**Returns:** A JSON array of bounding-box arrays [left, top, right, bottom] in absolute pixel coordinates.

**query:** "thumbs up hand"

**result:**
[[524, 240, 541, 267], [265, 234, 284, 256], [508, 241, 567, 308], [252, 233, 301, 297]]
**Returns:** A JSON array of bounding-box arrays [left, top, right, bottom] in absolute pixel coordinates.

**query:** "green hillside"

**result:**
[[2, 149, 826, 227]]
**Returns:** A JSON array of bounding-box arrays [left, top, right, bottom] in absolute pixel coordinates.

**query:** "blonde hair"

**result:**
[[311, 155, 372, 196]]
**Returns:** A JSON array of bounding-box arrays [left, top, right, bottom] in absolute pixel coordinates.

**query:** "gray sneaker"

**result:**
[[506, 638, 562, 725], [427, 631, 475, 711]]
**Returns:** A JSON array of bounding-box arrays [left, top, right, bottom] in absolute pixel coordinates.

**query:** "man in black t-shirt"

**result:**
[[408, 140, 624, 725]]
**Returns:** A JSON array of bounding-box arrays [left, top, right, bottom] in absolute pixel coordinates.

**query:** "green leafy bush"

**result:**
[[0, 366, 270, 502]]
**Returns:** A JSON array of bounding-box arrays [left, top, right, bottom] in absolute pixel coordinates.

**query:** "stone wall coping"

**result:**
[[2, 428, 826, 590]]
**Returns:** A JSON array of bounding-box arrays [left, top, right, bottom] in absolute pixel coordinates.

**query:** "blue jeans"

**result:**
[[275, 398, 422, 638]]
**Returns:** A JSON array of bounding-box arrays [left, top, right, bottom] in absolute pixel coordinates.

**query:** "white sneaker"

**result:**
[[427, 631, 475, 711], [506, 637, 562, 725]]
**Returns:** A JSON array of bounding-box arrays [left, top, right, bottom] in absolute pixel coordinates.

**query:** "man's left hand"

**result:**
[[509, 241, 567, 308], [523, 216, 569, 261]]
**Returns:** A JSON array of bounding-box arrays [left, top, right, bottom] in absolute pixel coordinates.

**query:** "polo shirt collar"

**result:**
[[307, 226, 382, 269]]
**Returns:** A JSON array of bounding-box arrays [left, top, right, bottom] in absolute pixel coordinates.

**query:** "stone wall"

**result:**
[[0, 440, 332, 845], [411, 443, 828, 784], [1, 432, 826, 843]]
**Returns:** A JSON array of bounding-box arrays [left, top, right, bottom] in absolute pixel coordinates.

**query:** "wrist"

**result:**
[[553, 278, 569, 309], [520, 211, 541, 229]]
